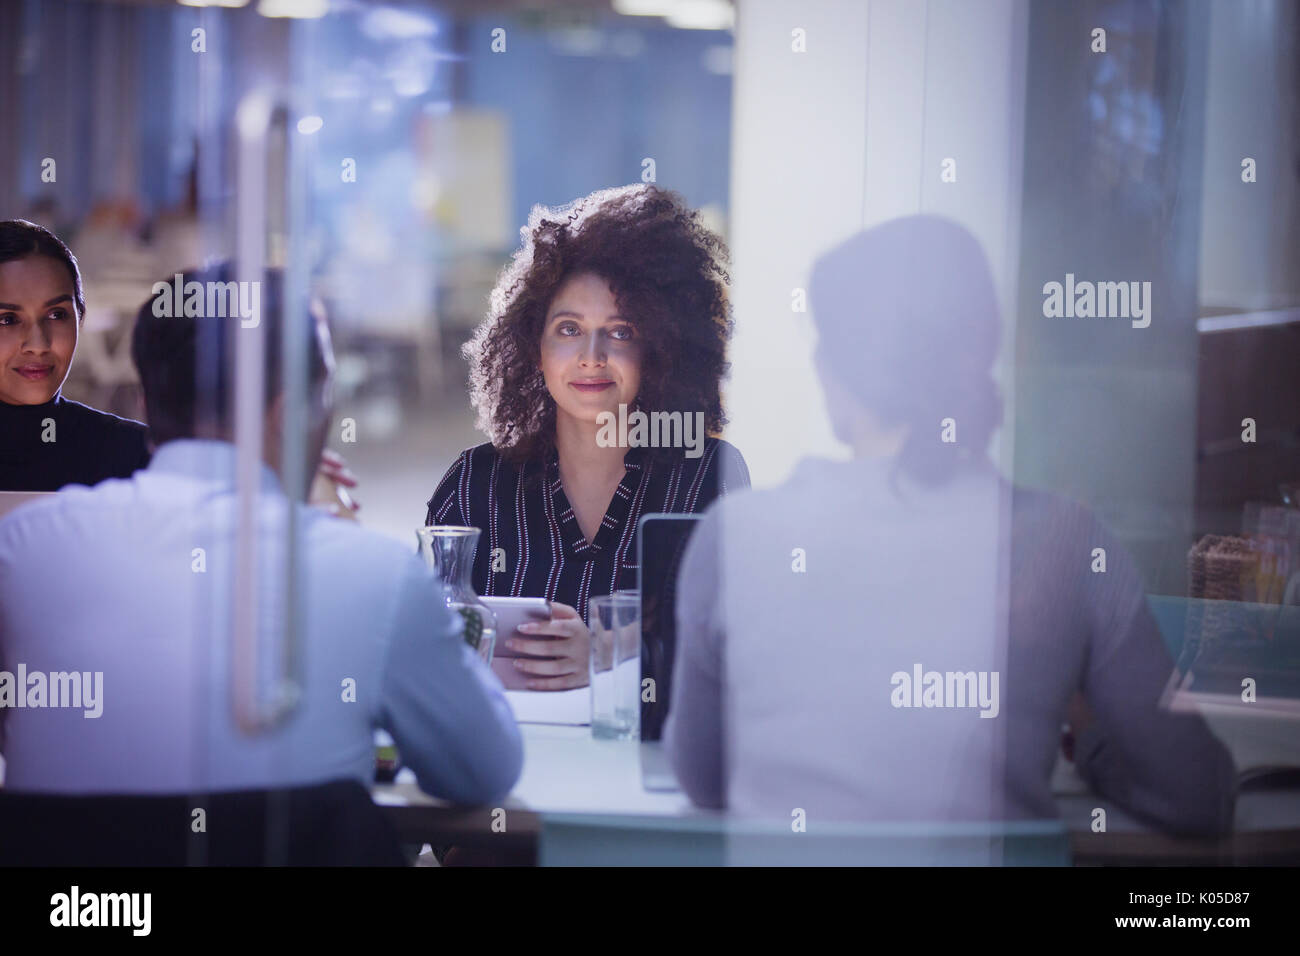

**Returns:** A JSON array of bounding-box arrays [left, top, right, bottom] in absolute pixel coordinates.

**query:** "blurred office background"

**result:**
[[0, 0, 1297, 600]]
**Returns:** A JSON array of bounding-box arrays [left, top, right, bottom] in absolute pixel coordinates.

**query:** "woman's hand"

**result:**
[[311, 448, 361, 518], [505, 601, 590, 691], [319, 448, 359, 494]]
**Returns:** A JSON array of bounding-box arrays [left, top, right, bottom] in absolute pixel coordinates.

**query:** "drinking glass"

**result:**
[[589, 590, 640, 739]]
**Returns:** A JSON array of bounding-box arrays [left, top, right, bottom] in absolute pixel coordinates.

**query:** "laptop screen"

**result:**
[[637, 514, 701, 741]]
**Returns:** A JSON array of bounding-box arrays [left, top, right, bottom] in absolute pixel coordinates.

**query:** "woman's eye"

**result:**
[[609, 326, 634, 341], [558, 323, 579, 336], [0, 312, 16, 326], [48, 309, 69, 321]]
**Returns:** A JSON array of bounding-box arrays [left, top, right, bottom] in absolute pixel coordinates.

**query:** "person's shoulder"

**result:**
[[1005, 483, 1134, 597], [465, 441, 510, 469], [0, 491, 63, 537], [662, 437, 750, 514], [57, 398, 150, 466], [708, 452, 856, 522], [705, 436, 746, 467], [1009, 482, 1096, 536], [0, 478, 130, 548], [445, 442, 517, 476], [297, 513, 441, 645], [683, 436, 749, 481], [434, 443, 525, 496], [57, 397, 148, 438], [305, 507, 425, 577]]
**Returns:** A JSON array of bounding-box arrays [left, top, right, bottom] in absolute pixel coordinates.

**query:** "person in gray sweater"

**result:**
[[664, 216, 1235, 835]]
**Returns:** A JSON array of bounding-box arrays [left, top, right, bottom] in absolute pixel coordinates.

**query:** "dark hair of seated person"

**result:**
[[130, 263, 329, 447], [0, 218, 149, 491], [809, 215, 1003, 489], [463, 183, 733, 471], [0, 218, 86, 317]]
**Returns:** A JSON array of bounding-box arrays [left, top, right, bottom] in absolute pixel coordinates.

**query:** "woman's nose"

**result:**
[[22, 322, 52, 353], [580, 336, 605, 365]]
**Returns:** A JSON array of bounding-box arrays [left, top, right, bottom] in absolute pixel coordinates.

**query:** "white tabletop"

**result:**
[[374, 722, 691, 816], [501, 688, 589, 726], [374, 706, 1300, 833], [375, 672, 691, 816]]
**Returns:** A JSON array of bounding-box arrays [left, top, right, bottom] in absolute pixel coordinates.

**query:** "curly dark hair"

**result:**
[[464, 183, 733, 468]]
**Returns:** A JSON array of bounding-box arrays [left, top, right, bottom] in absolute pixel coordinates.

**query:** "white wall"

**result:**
[[1198, 0, 1300, 312], [726, 0, 1029, 486]]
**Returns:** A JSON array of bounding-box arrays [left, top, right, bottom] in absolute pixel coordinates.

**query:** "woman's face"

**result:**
[[0, 255, 79, 406], [540, 272, 642, 429]]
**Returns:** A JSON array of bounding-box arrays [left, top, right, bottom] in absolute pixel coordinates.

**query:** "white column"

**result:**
[[727, 0, 1028, 485]]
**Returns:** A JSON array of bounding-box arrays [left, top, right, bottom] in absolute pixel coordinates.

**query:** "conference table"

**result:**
[[371, 689, 1300, 865]]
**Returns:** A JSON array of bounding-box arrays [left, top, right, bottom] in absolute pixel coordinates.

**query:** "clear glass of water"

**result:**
[[589, 591, 640, 740]]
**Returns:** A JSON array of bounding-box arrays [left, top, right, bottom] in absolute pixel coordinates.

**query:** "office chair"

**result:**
[[0, 778, 406, 866]]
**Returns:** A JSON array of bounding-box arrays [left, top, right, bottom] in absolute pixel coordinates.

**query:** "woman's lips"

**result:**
[[14, 365, 54, 381], [570, 380, 614, 393]]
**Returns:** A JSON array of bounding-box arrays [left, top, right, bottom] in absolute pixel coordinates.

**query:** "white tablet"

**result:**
[[481, 596, 556, 691]]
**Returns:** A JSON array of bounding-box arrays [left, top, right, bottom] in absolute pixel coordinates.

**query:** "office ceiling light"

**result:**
[[296, 115, 323, 134], [665, 0, 733, 30], [611, 0, 672, 15], [613, 0, 733, 31], [257, 0, 328, 18], [361, 7, 437, 41], [178, 0, 250, 8]]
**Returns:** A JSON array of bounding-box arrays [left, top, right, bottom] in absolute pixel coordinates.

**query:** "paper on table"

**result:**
[[505, 687, 590, 725]]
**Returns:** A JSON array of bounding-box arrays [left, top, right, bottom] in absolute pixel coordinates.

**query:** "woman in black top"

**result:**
[[0, 220, 149, 491], [426, 185, 749, 689]]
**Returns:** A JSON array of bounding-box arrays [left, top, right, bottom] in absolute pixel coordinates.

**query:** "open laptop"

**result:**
[[636, 513, 703, 792], [0, 491, 54, 521]]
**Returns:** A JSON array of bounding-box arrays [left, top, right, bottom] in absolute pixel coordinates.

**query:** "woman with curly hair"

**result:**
[[424, 184, 749, 690]]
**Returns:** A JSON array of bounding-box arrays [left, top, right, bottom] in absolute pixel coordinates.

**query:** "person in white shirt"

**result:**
[[665, 217, 1235, 836], [0, 263, 523, 802]]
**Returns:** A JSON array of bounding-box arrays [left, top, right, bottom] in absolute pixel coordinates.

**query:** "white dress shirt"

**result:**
[[664, 454, 1234, 834], [0, 439, 522, 801]]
